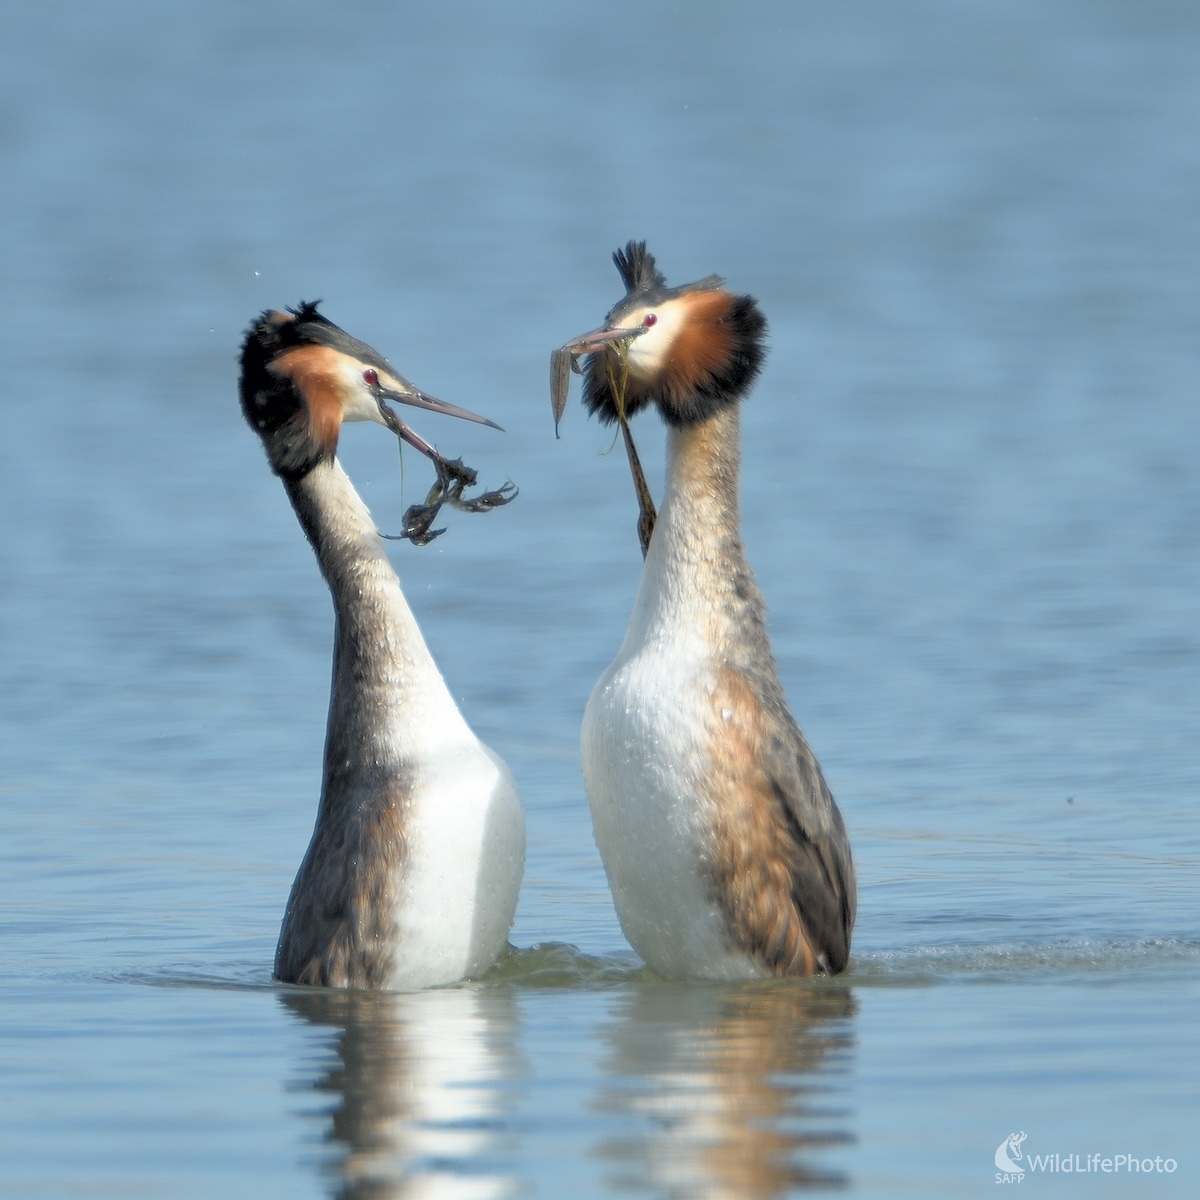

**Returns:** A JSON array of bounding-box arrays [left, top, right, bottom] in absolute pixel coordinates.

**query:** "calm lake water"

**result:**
[[1, 1, 1197, 1196]]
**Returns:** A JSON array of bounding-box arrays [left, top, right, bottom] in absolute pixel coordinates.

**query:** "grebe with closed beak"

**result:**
[[562, 244, 855, 979]]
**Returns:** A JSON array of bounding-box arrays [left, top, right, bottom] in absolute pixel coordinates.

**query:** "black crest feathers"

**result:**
[[613, 241, 667, 296], [239, 302, 338, 481], [584, 245, 769, 429]]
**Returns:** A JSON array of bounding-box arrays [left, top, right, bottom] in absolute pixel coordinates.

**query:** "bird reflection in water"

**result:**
[[281, 987, 521, 1199], [593, 983, 856, 1196]]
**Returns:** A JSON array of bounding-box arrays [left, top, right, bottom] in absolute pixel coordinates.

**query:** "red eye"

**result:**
[[643, 314, 657, 327], [363, 369, 378, 386]]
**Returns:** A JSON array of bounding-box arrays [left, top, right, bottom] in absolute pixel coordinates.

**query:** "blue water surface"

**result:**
[[1, 1, 1197, 1196]]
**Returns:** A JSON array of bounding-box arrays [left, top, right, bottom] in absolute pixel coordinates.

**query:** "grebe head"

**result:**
[[574, 242, 768, 429], [239, 302, 499, 480]]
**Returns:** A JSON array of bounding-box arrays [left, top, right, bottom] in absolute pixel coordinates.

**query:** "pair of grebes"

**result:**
[[240, 242, 856, 990]]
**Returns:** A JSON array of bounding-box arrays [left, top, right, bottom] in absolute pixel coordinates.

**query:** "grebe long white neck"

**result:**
[[576, 243, 855, 979], [240, 303, 523, 991], [286, 458, 472, 763], [621, 407, 750, 653]]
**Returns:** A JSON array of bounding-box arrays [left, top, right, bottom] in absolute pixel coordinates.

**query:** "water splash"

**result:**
[[846, 936, 1200, 986], [105, 935, 1200, 996]]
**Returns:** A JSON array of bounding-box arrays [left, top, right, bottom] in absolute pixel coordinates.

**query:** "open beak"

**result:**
[[367, 372, 515, 545], [375, 382, 504, 433], [370, 374, 504, 484]]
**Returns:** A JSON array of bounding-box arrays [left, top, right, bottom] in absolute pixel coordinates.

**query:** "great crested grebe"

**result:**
[[564, 243, 855, 978], [240, 303, 524, 990]]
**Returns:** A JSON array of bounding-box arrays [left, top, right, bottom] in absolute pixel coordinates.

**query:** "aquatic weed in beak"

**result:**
[[549, 329, 658, 558]]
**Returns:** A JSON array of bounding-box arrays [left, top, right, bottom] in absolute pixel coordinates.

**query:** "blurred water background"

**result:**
[[1, 1, 1197, 1196]]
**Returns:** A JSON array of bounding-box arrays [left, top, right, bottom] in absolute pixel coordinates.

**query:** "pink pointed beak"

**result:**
[[376, 382, 503, 432], [561, 325, 647, 357]]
